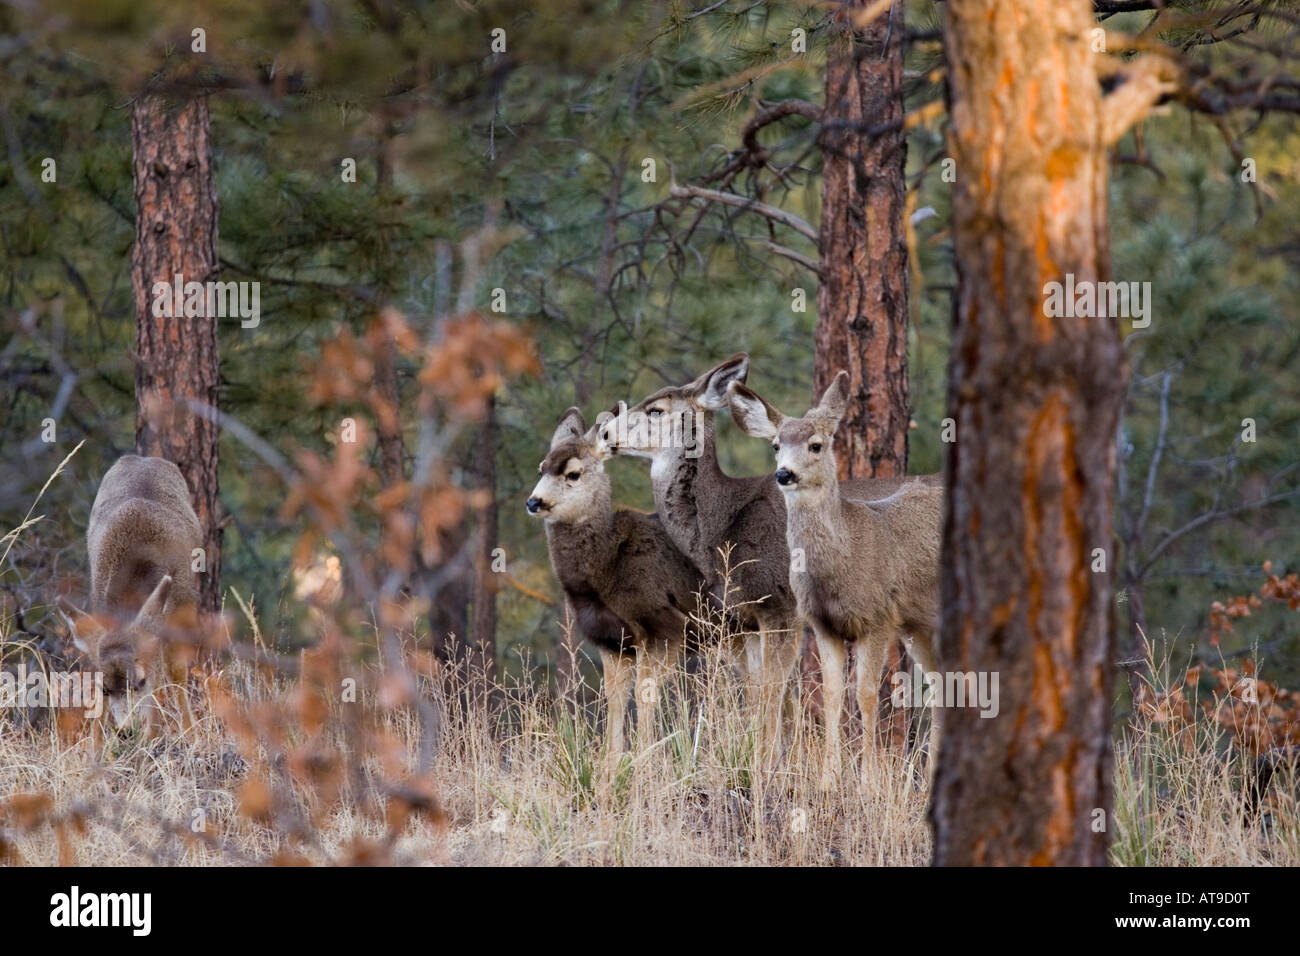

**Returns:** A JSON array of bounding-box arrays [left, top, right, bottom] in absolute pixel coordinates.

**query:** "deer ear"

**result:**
[[135, 575, 173, 624], [550, 407, 586, 449], [727, 381, 782, 440], [583, 418, 613, 461], [693, 353, 749, 409], [57, 597, 102, 654], [816, 371, 851, 424]]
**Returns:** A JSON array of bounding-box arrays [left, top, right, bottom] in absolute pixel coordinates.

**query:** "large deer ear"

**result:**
[[727, 381, 783, 440], [692, 353, 749, 409], [57, 596, 103, 654], [134, 575, 173, 625], [815, 371, 851, 425], [550, 407, 586, 449]]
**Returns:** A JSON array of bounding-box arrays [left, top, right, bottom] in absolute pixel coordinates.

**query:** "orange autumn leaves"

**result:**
[[284, 308, 538, 570], [1137, 563, 1300, 754]]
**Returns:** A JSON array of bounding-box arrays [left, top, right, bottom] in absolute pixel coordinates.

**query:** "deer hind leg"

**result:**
[[854, 631, 892, 785], [599, 647, 634, 756], [905, 628, 942, 788], [813, 625, 847, 790]]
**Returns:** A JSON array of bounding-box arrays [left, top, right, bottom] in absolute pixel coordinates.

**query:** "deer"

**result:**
[[59, 455, 203, 731], [727, 371, 944, 788], [527, 407, 705, 754], [600, 354, 938, 763]]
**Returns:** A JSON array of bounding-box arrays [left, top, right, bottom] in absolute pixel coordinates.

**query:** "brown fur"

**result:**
[[602, 354, 939, 757], [728, 371, 944, 788], [528, 409, 704, 752], [66, 455, 202, 729]]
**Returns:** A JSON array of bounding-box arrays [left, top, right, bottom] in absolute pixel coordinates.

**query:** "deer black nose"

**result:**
[[775, 469, 796, 486], [526, 497, 545, 514]]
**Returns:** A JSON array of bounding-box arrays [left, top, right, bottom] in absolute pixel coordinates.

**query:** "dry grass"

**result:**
[[0, 621, 934, 865], [3, 613, 1295, 865], [1111, 641, 1300, 867]]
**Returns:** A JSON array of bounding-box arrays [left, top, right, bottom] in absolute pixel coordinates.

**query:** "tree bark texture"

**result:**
[[131, 94, 222, 614], [931, 0, 1127, 867]]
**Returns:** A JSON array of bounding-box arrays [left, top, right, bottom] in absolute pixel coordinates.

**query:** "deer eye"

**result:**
[[771, 443, 779, 452], [809, 442, 822, 453], [566, 471, 581, 481]]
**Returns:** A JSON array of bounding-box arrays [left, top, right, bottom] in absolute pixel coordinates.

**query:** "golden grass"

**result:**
[[2, 613, 1294, 865]]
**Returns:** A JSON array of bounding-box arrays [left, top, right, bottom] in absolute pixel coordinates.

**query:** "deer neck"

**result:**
[[543, 490, 615, 589], [648, 411, 725, 564], [784, 477, 853, 559]]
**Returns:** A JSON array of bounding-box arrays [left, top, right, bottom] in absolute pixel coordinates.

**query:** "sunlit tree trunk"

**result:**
[[931, 0, 1127, 866]]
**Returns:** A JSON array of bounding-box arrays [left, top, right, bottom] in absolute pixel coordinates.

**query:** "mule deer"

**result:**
[[601, 354, 937, 760], [60, 455, 202, 729], [727, 371, 944, 787], [527, 408, 704, 753]]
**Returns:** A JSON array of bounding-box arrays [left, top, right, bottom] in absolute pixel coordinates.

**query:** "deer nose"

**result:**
[[526, 497, 545, 514], [775, 468, 797, 486]]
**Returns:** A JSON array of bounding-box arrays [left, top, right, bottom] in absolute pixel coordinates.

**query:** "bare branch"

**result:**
[[669, 183, 819, 242]]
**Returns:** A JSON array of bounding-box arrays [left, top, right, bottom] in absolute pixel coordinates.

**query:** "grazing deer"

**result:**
[[527, 408, 704, 754], [727, 371, 944, 787], [60, 455, 203, 731], [601, 354, 936, 761]]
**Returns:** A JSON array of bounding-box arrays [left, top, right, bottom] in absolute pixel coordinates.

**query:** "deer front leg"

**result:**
[[643, 634, 683, 750], [854, 631, 892, 785], [599, 647, 634, 756], [813, 625, 847, 790], [758, 622, 799, 764], [742, 629, 766, 759]]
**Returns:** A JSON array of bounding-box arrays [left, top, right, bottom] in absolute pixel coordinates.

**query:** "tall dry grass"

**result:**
[[4, 601, 1295, 865], [1111, 638, 1299, 867]]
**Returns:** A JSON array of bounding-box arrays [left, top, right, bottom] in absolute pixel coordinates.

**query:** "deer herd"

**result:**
[[528, 354, 945, 788], [60, 354, 945, 790]]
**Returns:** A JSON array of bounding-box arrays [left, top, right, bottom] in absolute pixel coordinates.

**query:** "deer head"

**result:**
[[526, 407, 614, 524], [727, 370, 850, 497], [60, 573, 173, 727], [600, 353, 748, 462]]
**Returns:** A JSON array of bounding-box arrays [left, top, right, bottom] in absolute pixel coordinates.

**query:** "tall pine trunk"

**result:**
[[131, 94, 222, 614], [813, 0, 912, 749], [815, 0, 910, 481], [932, 0, 1126, 866], [468, 394, 499, 698]]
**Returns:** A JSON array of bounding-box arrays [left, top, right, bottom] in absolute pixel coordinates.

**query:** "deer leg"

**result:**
[[759, 625, 797, 763], [649, 634, 683, 748], [600, 647, 633, 756], [813, 625, 847, 790], [854, 632, 892, 784], [906, 628, 942, 787], [742, 629, 766, 755]]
